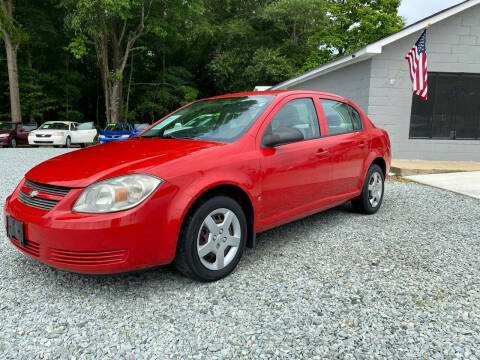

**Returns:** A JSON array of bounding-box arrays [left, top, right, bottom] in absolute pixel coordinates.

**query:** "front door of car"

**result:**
[[318, 99, 370, 195], [258, 96, 333, 224], [75, 122, 97, 143], [15, 124, 29, 145]]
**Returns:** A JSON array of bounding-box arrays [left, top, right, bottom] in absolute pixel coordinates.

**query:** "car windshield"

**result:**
[[39, 122, 69, 130], [140, 96, 274, 142], [104, 123, 130, 132], [0, 122, 15, 130]]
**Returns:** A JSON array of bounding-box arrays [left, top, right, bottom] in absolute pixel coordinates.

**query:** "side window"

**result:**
[[23, 124, 37, 131], [266, 98, 320, 141], [77, 122, 94, 130], [349, 107, 363, 131], [320, 99, 363, 135]]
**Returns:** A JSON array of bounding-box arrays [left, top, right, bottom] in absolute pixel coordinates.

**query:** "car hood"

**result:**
[[0, 130, 13, 135], [25, 138, 224, 187], [100, 130, 133, 136]]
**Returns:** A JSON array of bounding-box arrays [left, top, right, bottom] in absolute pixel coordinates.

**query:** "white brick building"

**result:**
[[271, 0, 480, 161]]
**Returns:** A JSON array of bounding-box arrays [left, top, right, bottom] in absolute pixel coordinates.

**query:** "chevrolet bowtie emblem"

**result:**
[[29, 190, 39, 198]]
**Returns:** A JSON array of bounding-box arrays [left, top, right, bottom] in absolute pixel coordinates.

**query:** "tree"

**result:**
[[0, 0, 27, 123], [63, 0, 155, 123], [262, 0, 325, 46], [304, 0, 404, 70]]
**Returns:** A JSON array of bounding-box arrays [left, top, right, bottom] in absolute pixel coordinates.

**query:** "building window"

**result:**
[[409, 72, 480, 140]]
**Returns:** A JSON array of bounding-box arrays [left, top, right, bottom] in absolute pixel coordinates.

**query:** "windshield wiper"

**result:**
[[141, 134, 196, 140]]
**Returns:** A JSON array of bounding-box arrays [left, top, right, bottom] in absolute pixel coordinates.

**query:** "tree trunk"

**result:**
[[3, 35, 21, 123], [109, 80, 123, 123]]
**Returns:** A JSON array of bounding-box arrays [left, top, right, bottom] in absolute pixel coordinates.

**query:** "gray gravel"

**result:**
[[1, 148, 479, 359]]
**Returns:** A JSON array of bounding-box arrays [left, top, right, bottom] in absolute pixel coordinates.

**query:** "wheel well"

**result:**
[[185, 184, 255, 247], [371, 157, 386, 177]]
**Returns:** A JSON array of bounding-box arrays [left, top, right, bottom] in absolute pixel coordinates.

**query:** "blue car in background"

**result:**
[[98, 123, 149, 144]]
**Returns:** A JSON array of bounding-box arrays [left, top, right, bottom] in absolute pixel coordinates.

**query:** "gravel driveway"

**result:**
[[1, 149, 479, 359]]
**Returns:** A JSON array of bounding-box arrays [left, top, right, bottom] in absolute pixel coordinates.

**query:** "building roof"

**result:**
[[271, 0, 480, 90]]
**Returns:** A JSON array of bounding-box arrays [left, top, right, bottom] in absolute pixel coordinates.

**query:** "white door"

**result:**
[[75, 122, 97, 143], [69, 123, 83, 144]]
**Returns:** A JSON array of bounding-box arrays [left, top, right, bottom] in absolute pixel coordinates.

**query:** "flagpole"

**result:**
[[390, 23, 431, 84]]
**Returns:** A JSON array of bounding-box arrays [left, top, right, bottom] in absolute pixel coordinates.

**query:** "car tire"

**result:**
[[80, 143, 86, 148], [10, 137, 16, 148], [352, 164, 384, 215], [65, 136, 71, 148], [174, 196, 247, 282]]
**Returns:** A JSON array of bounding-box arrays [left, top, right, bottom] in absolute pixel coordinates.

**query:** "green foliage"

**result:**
[[303, 0, 404, 70], [0, 0, 405, 125]]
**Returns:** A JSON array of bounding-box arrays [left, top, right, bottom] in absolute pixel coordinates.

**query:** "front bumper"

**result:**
[[29, 135, 65, 146], [4, 179, 187, 274], [98, 137, 129, 144], [0, 137, 10, 146]]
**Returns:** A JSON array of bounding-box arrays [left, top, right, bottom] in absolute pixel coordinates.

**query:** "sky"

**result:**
[[398, 0, 465, 25]]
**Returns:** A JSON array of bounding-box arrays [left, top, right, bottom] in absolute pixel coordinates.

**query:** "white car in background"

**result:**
[[28, 121, 97, 148]]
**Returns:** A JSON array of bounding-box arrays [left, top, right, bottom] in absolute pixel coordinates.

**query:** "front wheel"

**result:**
[[64, 136, 71, 148], [174, 196, 247, 282], [10, 137, 16, 148], [352, 164, 384, 214]]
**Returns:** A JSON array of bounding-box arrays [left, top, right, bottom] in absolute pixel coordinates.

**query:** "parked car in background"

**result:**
[[5, 90, 390, 281], [0, 122, 37, 148], [28, 121, 97, 148], [98, 123, 148, 144]]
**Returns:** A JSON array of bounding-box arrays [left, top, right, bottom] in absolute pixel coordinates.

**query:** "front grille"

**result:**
[[49, 248, 128, 266], [25, 179, 71, 196], [36, 134, 51, 138], [10, 237, 40, 257], [18, 190, 59, 210]]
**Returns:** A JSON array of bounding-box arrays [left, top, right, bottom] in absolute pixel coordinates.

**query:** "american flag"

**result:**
[[405, 30, 428, 101]]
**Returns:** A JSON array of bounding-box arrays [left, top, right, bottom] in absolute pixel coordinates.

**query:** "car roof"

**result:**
[[42, 121, 72, 124], [201, 90, 348, 102]]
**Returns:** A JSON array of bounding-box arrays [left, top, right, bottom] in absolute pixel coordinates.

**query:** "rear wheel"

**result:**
[[80, 143, 86, 148], [352, 164, 384, 214], [174, 196, 247, 281]]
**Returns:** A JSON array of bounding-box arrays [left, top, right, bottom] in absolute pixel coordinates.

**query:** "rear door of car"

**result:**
[[257, 95, 334, 225], [317, 98, 370, 195]]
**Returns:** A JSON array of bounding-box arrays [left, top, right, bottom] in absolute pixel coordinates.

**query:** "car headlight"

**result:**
[[54, 131, 64, 136], [119, 135, 130, 139], [0, 134, 8, 138], [72, 174, 162, 213], [98, 135, 105, 139]]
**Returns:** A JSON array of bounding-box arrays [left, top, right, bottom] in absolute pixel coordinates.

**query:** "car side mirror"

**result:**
[[262, 126, 304, 148]]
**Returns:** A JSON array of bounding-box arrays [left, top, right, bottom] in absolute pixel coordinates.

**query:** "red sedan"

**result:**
[[4, 91, 390, 281]]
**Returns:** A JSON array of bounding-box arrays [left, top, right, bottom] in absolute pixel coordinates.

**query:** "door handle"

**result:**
[[315, 149, 330, 159], [358, 141, 367, 149]]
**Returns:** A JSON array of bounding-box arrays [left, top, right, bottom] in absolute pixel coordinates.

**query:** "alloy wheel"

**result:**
[[368, 172, 383, 208], [196, 208, 241, 271]]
